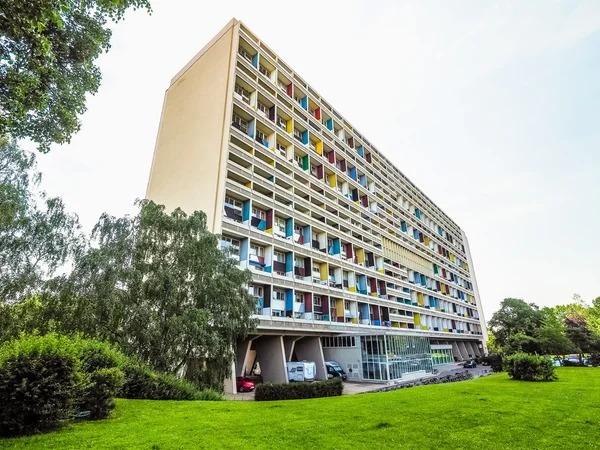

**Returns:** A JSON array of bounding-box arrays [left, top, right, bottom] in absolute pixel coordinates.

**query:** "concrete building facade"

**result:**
[[146, 19, 488, 391]]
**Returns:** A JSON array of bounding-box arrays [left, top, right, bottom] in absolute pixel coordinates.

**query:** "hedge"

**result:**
[[504, 353, 556, 381], [0, 334, 82, 437], [255, 378, 343, 401], [0, 334, 223, 437]]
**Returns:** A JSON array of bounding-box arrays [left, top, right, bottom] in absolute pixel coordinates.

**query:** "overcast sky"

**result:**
[[28, 0, 600, 318]]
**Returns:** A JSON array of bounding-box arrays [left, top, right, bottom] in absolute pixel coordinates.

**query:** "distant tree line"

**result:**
[[488, 296, 600, 357]]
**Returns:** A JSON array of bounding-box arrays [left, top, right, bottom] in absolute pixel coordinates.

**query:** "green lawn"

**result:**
[[2, 368, 599, 450]]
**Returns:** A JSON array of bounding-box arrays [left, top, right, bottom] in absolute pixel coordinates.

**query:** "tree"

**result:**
[[0, 139, 84, 303], [565, 312, 599, 356], [488, 298, 543, 350], [0, 0, 151, 152], [51, 200, 256, 388], [535, 308, 574, 356]]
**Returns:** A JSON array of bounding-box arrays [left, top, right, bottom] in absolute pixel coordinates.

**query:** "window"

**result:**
[[238, 46, 252, 62], [234, 84, 250, 104], [274, 217, 285, 232], [293, 129, 302, 140], [327, 238, 333, 248], [221, 237, 240, 256], [309, 108, 315, 116], [312, 264, 321, 275], [257, 102, 269, 115], [274, 251, 286, 263], [256, 130, 268, 142], [273, 290, 285, 301], [294, 154, 303, 167], [295, 293, 304, 303], [252, 208, 266, 220], [249, 244, 264, 257], [224, 196, 242, 210], [314, 296, 322, 306], [276, 116, 287, 130], [276, 142, 287, 157], [310, 165, 318, 177], [294, 258, 304, 268], [294, 223, 302, 234], [232, 113, 248, 132], [277, 80, 287, 92], [259, 64, 271, 78], [324, 174, 330, 184], [344, 300, 351, 310], [249, 285, 263, 297], [272, 310, 284, 317], [294, 96, 303, 106]]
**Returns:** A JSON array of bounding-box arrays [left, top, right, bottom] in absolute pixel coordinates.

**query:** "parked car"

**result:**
[[236, 376, 255, 392], [286, 361, 317, 382], [463, 359, 477, 369], [325, 361, 347, 380], [562, 356, 585, 367]]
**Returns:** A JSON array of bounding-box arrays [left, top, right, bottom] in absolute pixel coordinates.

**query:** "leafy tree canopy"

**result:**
[[0, 138, 83, 302], [0, 0, 151, 152]]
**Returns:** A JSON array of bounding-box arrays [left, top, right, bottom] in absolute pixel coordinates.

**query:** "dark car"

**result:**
[[236, 376, 255, 392], [326, 361, 347, 380], [463, 359, 477, 369]]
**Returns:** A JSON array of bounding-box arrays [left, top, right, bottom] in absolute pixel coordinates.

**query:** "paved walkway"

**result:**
[[225, 363, 495, 401]]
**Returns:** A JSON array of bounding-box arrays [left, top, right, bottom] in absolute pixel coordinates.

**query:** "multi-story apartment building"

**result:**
[[146, 19, 487, 391]]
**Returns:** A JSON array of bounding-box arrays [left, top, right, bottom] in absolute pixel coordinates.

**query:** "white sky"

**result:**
[[30, 0, 600, 318]]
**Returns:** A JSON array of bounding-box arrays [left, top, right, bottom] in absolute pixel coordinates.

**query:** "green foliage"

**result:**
[[55, 199, 256, 386], [0, 140, 83, 303], [480, 353, 503, 372], [0, 0, 151, 152], [255, 378, 343, 401], [0, 334, 81, 437], [488, 298, 543, 352], [79, 367, 124, 420], [504, 353, 556, 382], [73, 338, 126, 419], [119, 360, 222, 401]]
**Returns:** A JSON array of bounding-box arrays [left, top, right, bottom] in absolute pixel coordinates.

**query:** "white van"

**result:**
[[286, 361, 317, 382]]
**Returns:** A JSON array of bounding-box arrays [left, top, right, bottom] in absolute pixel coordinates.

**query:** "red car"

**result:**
[[236, 376, 255, 392]]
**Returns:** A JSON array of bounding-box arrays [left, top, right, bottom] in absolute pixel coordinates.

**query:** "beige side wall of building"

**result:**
[[146, 20, 240, 233]]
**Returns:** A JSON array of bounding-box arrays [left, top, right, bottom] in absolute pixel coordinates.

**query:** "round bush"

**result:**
[[504, 353, 556, 381], [0, 334, 81, 437]]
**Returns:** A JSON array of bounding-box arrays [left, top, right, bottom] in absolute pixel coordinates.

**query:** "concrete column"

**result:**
[[293, 336, 327, 380], [283, 336, 303, 362], [236, 336, 259, 376], [464, 341, 476, 358], [458, 341, 470, 360], [451, 341, 463, 361], [223, 360, 237, 395], [254, 335, 288, 383]]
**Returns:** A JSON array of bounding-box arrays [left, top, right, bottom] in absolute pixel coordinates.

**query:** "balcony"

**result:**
[[223, 203, 242, 222]]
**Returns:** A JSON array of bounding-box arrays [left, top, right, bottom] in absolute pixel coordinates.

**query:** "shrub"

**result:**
[[78, 367, 125, 419], [481, 353, 504, 372], [588, 353, 600, 367], [0, 334, 81, 437], [255, 378, 343, 401], [119, 361, 222, 401], [504, 353, 557, 381]]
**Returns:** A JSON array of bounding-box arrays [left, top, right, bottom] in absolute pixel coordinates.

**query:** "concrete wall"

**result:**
[[322, 346, 362, 381], [146, 19, 239, 233]]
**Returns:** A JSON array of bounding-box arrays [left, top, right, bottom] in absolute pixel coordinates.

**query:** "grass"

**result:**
[[2, 368, 599, 450]]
